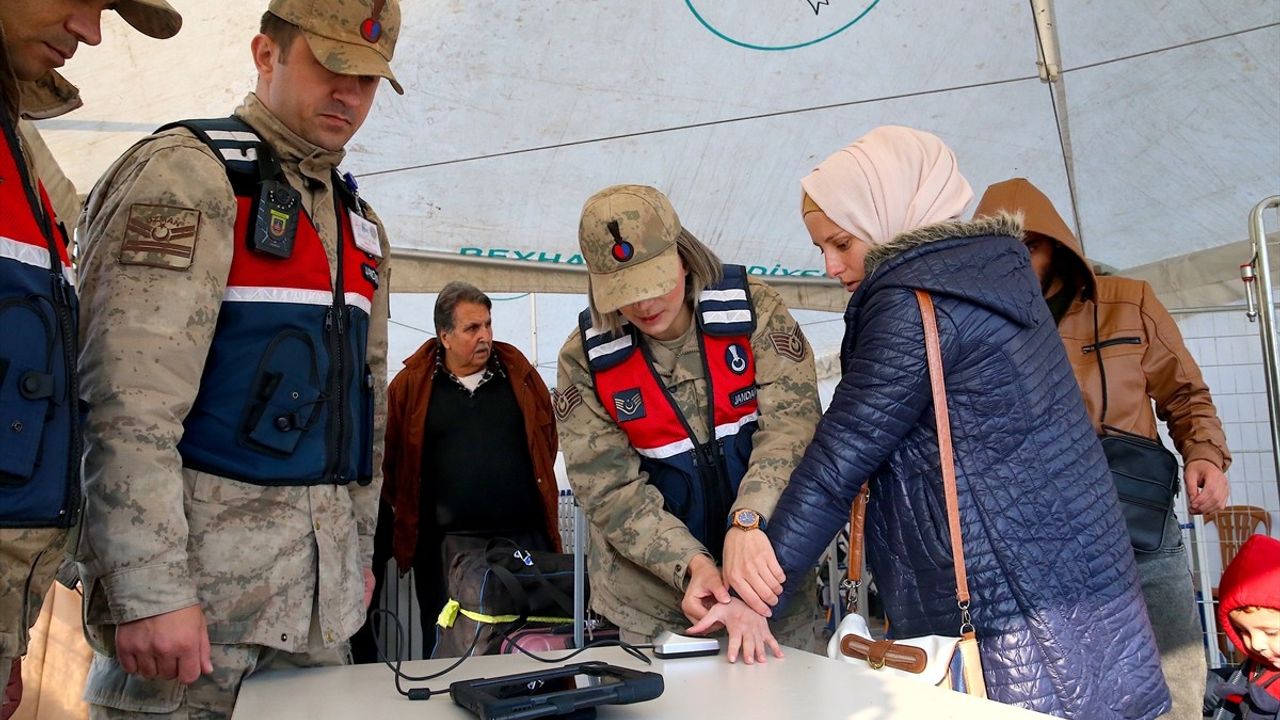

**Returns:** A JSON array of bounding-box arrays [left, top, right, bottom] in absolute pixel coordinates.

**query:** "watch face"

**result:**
[[737, 510, 757, 525]]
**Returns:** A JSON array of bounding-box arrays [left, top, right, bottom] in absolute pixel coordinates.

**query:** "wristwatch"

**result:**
[[728, 508, 766, 531]]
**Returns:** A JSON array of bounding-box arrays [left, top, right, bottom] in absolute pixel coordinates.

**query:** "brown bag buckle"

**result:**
[[839, 634, 928, 674]]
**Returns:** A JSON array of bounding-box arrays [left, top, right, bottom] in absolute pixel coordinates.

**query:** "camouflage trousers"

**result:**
[[0, 528, 67, 662], [85, 618, 349, 719]]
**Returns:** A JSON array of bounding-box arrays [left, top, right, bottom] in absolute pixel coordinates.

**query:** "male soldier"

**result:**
[[0, 2, 180, 717], [378, 281, 560, 657], [75, 1, 399, 716]]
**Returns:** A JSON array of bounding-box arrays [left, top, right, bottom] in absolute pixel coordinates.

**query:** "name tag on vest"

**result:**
[[350, 210, 382, 257]]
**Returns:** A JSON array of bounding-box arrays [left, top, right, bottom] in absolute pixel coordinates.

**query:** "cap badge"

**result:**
[[360, 0, 385, 43], [607, 220, 634, 262]]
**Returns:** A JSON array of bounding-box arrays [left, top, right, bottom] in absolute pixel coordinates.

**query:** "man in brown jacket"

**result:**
[[380, 281, 560, 657], [976, 178, 1230, 720]]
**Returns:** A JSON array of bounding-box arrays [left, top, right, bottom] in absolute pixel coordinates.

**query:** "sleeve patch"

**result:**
[[769, 323, 808, 363], [552, 386, 583, 421], [118, 203, 200, 271]]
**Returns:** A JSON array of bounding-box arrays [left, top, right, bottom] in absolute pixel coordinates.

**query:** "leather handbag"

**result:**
[[827, 290, 987, 699], [1089, 304, 1180, 552], [1100, 427, 1179, 552]]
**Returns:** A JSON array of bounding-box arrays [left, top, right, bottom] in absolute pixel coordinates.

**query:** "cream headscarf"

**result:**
[[800, 125, 974, 246]]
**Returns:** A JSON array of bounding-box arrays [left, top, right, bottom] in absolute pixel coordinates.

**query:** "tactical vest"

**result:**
[[169, 118, 378, 486], [0, 110, 80, 527], [580, 265, 759, 559]]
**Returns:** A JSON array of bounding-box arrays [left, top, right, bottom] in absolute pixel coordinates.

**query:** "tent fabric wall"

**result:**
[[34, 1, 1279, 303]]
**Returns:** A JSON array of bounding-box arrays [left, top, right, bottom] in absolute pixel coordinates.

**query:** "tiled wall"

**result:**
[[1170, 307, 1279, 548], [1162, 306, 1280, 667]]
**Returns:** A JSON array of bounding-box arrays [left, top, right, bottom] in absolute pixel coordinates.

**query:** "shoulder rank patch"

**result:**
[[769, 323, 808, 363], [118, 203, 200, 271], [552, 386, 582, 422]]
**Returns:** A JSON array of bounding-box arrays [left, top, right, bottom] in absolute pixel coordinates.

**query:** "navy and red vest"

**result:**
[[171, 118, 378, 485], [0, 109, 80, 527], [580, 265, 758, 559]]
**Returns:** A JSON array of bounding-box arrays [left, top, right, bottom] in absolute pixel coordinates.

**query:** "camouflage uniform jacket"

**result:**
[[555, 276, 821, 636], [0, 25, 82, 663], [75, 93, 391, 654]]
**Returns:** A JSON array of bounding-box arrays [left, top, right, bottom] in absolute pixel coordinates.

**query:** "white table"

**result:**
[[232, 644, 1052, 719]]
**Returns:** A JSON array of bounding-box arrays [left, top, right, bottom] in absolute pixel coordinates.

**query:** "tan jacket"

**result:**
[[975, 179, 1230, 470], [555, 276, 821, 636], [76, 94, 391, 657]]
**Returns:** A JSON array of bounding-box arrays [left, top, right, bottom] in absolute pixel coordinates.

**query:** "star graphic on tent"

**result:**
[[806, 0, 830, 15]]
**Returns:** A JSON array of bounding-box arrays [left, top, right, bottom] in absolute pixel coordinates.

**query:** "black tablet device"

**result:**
[[449, 661, 664, 720]]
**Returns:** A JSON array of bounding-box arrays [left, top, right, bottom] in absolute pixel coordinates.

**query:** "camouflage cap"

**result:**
[[579, 185, 683, 314], [115, 1, 182, 40], [268, 0, 404, 95]]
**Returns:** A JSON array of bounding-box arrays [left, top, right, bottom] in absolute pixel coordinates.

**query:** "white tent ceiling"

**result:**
[[37, 0, 1280, 312]]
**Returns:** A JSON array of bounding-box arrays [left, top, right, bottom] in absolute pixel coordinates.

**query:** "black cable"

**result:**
[[371, 608, 483, 699], [494, 627, 653, 667], [371, 608, 654, 701], [357, 75, 1038, 179], [1061, 21, 1279, 75]]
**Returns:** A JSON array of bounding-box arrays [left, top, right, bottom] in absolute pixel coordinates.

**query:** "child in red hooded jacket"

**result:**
[[1212, 533, 1280, 719]]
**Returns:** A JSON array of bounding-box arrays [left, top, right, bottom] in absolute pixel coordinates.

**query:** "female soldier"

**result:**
[[555, 184, 822, 664]]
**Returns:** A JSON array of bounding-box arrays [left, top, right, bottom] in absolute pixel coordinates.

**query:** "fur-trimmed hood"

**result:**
[[864, 213, 1023, 274], [854, 212, 1042, 328]]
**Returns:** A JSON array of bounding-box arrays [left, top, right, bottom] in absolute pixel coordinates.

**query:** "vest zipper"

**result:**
[[52, 274, 80, 525], [2, 112, 80, 526], [326, 186, 348, 485]]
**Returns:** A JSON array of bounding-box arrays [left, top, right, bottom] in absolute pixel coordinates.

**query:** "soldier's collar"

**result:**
[[234, 93, 346, 180], [19, 71, 82, 121]]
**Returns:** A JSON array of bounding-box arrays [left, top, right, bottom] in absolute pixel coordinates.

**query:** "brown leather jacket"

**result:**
[[975, 179, 1230, 471], [383, 339, 561, 571]]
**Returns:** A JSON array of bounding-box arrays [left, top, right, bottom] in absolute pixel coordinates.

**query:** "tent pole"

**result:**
[[530, 293, 539, 368], [1248, 196, 1280, 497]]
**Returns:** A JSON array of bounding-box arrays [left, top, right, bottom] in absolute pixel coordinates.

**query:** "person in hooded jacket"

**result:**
[[1208, 533, 1280, 720], [974, 177, 1231, 720], [698, 126, 1171, 719]]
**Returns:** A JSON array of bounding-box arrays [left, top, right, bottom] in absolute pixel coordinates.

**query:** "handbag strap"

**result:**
[[841, 291, 973, 632], [843, 486, 869, 607], [915, 290, 972, 612]]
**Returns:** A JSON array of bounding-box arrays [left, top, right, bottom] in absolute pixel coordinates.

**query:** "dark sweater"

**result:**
[[421, 370, 544, 534]]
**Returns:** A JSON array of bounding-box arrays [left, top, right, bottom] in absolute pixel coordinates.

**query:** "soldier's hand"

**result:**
[[686, 598, 784, 665], [116, 604, 213, 685], [681, 554, 731, 623], [1185, 459, 1229, 515], [722, 527, 784, 617]]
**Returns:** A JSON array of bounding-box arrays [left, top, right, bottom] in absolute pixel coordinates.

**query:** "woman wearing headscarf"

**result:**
[[695, 126, 1171, 718]]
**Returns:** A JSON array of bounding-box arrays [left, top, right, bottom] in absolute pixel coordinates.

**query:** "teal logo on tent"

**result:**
[[685, 0, 880, 52]]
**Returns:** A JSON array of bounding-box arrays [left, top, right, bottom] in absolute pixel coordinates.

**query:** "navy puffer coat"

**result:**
[[768, 215, 1170, 719]]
